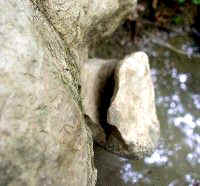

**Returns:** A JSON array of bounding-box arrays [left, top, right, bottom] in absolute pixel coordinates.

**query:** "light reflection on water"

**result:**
[[120, 162, 143, 184], [95, 34, 200, 186]]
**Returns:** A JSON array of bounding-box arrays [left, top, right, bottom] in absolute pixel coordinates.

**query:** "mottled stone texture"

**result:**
[[31, 0, 137, 45], [0, 1, 96, 186], [108, 52, 160, 157]]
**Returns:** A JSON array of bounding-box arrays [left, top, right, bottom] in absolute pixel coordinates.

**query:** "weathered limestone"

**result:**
[[108, 52, 160, 157], [0, 1, 96, 185], [0, 0, 137, 185], [81, 52, 160, 159], [31, 0, 137, 67]]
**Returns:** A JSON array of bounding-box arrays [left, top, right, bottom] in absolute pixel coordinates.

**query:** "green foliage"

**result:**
[[192, 0, 200, 5], [177, 0, 200, 4], [178, 0, 185, 4]]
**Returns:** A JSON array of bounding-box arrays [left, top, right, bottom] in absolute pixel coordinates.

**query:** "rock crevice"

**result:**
[[82, 52, 160, 159]]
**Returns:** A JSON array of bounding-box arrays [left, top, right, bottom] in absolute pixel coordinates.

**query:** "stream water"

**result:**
[[93, 27, 200, 186]]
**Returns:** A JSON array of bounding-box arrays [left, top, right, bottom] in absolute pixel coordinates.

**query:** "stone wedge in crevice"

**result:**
[[82, 52, 160, 159], [81, 58, 128, 157]]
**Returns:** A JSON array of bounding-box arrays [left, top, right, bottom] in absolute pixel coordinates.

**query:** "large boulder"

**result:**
[[0, 0, 137, 186], [0, 1, 96, 186]]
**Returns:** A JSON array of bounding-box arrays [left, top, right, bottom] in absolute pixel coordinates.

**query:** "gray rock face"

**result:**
[[81, 59, 116, 122], [107, 52, 160, 157], [81, 59, 117, 145], [0, 0, 137, 185], [0, 1, 96, 186], [31, 0, 137, 49]]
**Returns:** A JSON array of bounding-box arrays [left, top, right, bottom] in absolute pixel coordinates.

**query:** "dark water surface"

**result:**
[[94, 30, 200, 186]]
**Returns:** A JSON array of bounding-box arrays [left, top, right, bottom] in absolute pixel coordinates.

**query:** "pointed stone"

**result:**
[[107, 52, 160, 157]]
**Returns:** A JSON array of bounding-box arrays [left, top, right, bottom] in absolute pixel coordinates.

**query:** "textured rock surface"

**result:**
[[107, 52, 160, 157], [0, 0, 138, 185], [31, 0, 137, 46], [0, 1, 96, 186]]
